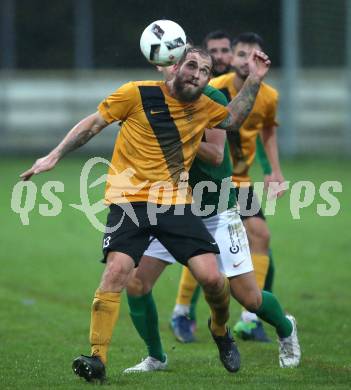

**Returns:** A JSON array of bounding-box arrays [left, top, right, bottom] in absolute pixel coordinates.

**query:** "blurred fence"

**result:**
[[0, 68, 349, 157], [0, 0, 350, 157]]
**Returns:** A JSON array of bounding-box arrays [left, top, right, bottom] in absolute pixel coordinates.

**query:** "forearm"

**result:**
[[256, 136, 272, 175], [20, 111, 108, 181], [262, 127, 281, 174], [51, 113, 106, 160], [226, 75, 261, 132], [196, 142, 223, 166]]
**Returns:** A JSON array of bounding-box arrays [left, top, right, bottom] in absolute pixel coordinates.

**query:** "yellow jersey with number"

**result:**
[[209, 72, 278, 185]]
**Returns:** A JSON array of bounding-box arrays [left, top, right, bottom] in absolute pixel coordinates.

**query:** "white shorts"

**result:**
[[144, 208, 253, 278]]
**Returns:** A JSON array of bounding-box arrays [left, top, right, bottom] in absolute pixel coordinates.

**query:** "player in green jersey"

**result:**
[[171, 31, 280, 343]]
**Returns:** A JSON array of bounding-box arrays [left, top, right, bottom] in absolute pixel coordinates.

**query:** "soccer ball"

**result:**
[[140, 20, 187, 66]]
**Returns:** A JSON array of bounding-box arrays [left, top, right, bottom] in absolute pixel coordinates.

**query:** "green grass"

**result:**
[[1, 157, 351, 389]]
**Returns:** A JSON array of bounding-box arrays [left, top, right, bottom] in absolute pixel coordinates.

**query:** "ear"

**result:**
[[170, 64, 178, 74]]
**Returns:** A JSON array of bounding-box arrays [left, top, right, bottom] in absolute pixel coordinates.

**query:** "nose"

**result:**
[[192, 68, 200, 79], [243, 53, 251, 64], [213, 52, 222, 61]]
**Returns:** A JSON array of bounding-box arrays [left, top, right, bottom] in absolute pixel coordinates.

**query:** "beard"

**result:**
[[173, 74, 205, 103], [232, 65, 249, 80], [212, 62, 232, 77]]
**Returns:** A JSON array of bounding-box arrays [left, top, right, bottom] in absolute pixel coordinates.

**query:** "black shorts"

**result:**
[[101, 202, 219, 266], [235, 186, 266, 221]]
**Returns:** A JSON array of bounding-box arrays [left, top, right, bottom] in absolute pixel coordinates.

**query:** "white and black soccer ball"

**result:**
[[140, 20, 187, 66]]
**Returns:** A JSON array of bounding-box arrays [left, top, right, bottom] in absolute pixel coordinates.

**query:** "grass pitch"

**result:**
[[1, 156, 350, 389]]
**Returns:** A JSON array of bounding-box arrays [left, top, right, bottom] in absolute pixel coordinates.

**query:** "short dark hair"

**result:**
[[202, 30, 231, 49], [178, 46, 212, 67], [186, 36, 194, 48], [231, 32, 264, 50]]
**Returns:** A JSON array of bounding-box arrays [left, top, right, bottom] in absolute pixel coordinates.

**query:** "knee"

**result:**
[[127, 276, 144, 296], [253, 226, 270, 245], [199, 271, 223, 292], [260, 228, 270, 244], [127, 276, 152, 296], [101, 256, 133, 290], [248, 226, 270, 252], [106, 257, 128, 278]]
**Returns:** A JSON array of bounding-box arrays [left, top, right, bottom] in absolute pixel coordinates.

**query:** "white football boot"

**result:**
[[123, 355, 168, 373], [278, 314, 301, 368]]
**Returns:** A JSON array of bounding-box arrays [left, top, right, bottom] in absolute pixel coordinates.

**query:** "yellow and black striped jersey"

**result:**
[[98, 80, 228, 205], [209, 72, 278, 185]]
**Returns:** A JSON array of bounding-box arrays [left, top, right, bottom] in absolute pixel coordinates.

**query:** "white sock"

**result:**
[[241, 310, 258, 323], [172, 304, 190, 317]]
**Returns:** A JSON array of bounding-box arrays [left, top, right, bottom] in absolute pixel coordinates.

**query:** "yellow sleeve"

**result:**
[[98, 82, 138, 124], [206, 100, 229, 128], [263, 90, 279, 128]]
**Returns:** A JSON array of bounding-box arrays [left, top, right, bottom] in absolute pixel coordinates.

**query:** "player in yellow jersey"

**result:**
[[171, 32, 285, 343], [204, 30, 233, 77], [21, 46, 271, 382], [213, 32, 285, 342]]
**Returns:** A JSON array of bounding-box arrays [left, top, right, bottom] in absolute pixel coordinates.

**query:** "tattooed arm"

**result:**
[[218, 49, 270, 132], [20, 111, 108, 181]]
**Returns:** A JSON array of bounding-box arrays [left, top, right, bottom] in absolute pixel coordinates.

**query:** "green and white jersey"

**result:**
[[189, 85, 236, 218]]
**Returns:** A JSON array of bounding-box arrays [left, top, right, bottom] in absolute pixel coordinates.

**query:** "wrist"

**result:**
[[271, 167, 282, 175], [248, 73, 262, 83], [50, 149, 62, 161], [271, 170, 284, 181]]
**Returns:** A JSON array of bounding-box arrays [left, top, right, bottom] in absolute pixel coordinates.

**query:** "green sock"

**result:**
[[256, 291, 292, 338], [189, 285, 201, 321], [263, 248, 275, 292], [127, 291, 166, 362]]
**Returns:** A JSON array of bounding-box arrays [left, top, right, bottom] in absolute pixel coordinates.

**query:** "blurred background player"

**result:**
[[171, 31, 280, 343]]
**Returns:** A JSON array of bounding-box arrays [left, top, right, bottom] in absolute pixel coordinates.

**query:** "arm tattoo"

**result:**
[[218, 113, 233, 129], [220, 76, 260, 132], [57, 128, 96, 158]]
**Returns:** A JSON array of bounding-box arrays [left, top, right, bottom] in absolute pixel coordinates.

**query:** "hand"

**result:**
[[248, 49, 271, 81], [264, 171, 286, 199], [20, 153, 59, 181]]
